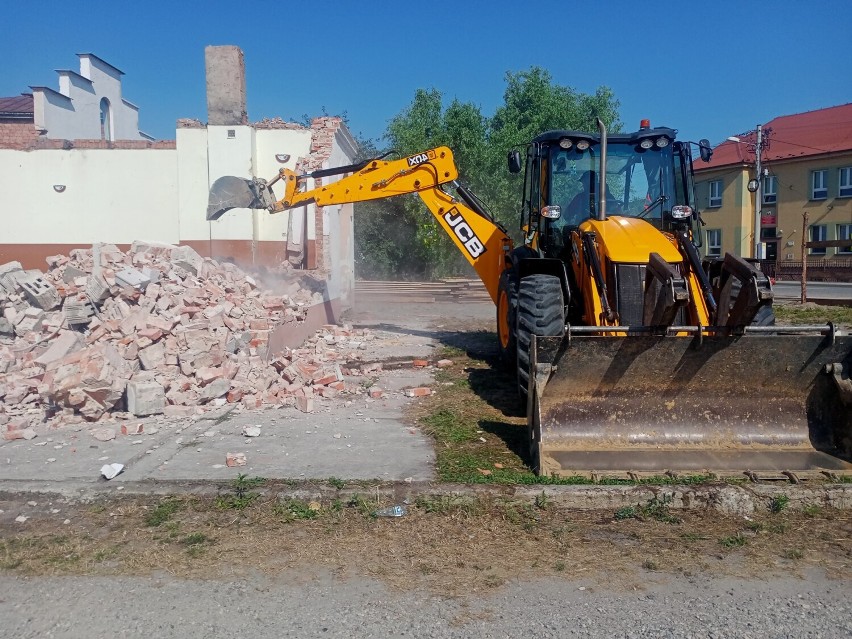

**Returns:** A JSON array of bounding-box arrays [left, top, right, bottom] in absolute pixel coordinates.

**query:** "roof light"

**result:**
[[640, 119, 651, 129], [671, 205, 692, 220], [576, 139, 590, 150], [639, 138, 654, 149], [655, 137, 669, 148], [559, 137, 573, 149]]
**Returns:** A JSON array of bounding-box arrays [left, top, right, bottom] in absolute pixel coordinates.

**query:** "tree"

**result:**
[[353, 67, 621, 279]]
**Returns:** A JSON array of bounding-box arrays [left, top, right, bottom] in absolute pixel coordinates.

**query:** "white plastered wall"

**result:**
[[0, 148, 178, 244]]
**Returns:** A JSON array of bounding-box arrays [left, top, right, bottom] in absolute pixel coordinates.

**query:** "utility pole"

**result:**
[[801, 212, 808, 303], [753, 124, 764, 261]]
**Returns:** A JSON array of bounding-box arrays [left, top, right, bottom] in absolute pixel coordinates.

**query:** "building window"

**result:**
[[763, 175, 777, 204], [708, 180, 722, 207], [840, 167, 852, 198], [706, 229, 722, 257], [99, 98, 112, 141], [811, 170, 827, 200], [809, 224, 827, 255], [838, 224, 852, 255]]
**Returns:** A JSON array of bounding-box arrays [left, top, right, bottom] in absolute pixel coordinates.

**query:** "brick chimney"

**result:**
[[205, 46, 247, 125]]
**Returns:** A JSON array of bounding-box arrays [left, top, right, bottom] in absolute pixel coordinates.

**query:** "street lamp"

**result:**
[[727, 125, 765, 260]]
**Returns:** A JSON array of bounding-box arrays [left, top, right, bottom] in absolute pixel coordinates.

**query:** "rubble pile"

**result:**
[[0, 242, 373, 436]]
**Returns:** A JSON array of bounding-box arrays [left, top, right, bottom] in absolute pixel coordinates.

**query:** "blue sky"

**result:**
[[3, 0, 850, 150]]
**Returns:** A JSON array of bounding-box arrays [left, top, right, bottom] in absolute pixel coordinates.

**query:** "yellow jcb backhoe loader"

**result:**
[[208, 119, 852, 481]]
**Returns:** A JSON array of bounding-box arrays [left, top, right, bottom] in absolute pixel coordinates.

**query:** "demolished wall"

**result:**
[[0, 242, 373, 439]]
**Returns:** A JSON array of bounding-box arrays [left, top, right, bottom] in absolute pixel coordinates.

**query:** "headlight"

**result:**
[[671, 205, 692, 219], [541, 205, 561, 219], [576, 140, 590, 150], [655, 137, 670, 148], [559, 138, 573, 149], [639, 138, 654, 149]]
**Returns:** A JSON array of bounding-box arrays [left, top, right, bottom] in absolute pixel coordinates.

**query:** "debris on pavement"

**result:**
[[100, 462, 124, 480], [226, 452, 247, 467]]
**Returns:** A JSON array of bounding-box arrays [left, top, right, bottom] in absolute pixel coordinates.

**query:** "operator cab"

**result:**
[[511, 122, 699, 260]]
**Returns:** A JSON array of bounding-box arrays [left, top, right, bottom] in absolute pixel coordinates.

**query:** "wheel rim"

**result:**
[[498, 290, 510, 348]]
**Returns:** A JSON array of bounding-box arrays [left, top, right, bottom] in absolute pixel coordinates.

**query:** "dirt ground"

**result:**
[[1, 491, 849, 594]]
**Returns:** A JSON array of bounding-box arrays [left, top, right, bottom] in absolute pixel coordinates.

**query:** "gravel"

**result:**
[[1, 571, 849, 638]]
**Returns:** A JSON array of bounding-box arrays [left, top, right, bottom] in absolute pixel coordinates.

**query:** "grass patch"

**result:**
[[327, 477, 346, 490], [145, 498, 183, 527], [784, 548, 804, 560], [274, 499, 320, 521], [769, 494, 789, 514], [774, 304, 852, 327], [614, 496, 681, 524], [720, 533, 748, 548]]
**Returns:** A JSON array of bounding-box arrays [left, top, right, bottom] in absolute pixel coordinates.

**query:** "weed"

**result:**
[[215, 494, 259, 510], [330, 499, 344, 513], [803, 504, 822, 518], [534, 491, 550, 510], [642, 559, 659, 571], [347, 494, 377, 518], [145, 498, 183, 527], [275, 499, 320, 521], [554, 561, 566, 572], [614, 496, 681, 524], [615, 506, 637, 521], [328, 477, 345, 490], [768, 522, 789, 534], [232, 474, 266, 497], [186, 545, 205, 558], [784, 548, 804, 560], [837, 475, 852, 484], [769, 494, 789, 514], [744, 520, 763, 532], [719, 533, 748, 548], [182, 532, 209, 546]]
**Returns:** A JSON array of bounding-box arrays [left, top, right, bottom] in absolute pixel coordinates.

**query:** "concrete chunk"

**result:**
[[126, 380, 166, 416]]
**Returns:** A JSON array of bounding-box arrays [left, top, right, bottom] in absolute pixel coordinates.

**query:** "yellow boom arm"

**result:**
[[255, 147, 513, 304]]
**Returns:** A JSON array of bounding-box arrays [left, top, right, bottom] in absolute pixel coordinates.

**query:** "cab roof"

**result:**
[[531, 127, 679, 145]]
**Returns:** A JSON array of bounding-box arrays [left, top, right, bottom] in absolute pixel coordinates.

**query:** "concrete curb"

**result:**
[[1, 479, 850, 517]]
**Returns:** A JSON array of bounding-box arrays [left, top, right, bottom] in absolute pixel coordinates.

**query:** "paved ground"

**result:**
[[0, 299, 494, 491]]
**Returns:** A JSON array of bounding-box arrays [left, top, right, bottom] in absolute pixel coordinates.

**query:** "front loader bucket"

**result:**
[[529, 331, 852, 480], [207, 176, 263, 221]]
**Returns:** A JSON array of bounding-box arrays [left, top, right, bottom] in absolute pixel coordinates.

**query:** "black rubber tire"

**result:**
[[496, 270, 518, 369], [516, 274, 565, 408], [751, 304, 776, 327]]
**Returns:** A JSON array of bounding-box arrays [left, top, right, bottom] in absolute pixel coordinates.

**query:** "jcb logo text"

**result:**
[[444, 209, 486, 259]]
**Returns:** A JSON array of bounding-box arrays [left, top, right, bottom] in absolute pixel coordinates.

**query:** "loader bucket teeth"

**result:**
[[530, 332, 852, 480], [207, 176, 263, 221]]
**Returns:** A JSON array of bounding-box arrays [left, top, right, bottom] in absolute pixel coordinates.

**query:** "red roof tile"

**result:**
[[699, 103, 852, 170], [0, 94, 34, 115]]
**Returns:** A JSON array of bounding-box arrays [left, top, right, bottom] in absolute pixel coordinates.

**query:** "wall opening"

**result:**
[[99, 97, 113, 141]]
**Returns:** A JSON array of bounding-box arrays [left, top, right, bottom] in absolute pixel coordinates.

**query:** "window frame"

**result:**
[[809, 224, 827, 255], [811, 170, 827, 200], [706, 228, 722, 257], [837, 223, 852, 255], [762, 175, 777, 204], [708, 180, 722, 208], [839, 167, 852, 198]]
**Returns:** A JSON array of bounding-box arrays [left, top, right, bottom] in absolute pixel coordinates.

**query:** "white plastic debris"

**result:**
[[100, 462, 125, 480]]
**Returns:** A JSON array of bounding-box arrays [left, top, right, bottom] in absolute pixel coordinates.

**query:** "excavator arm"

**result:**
[[207, 147, 513, 303]]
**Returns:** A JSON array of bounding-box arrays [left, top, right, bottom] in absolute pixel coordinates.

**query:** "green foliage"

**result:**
[[354, 67, 621, 279], [769, 494, 790, 514]]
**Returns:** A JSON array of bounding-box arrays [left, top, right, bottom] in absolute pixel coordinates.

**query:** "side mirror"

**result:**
[[698, 139, 713, 163], [507, 150, 522, 174]]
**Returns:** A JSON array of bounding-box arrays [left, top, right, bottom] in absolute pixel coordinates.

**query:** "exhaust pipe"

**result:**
[[596, 118, 607, 221]]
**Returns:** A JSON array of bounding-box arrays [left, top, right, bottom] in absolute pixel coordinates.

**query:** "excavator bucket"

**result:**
[[207, 176, 264, 221], [529, 331, 852, 480]]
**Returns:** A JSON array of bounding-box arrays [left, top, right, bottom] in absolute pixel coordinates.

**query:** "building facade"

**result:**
[[693, 104, 852, 277], [0, 48, 358, 314]]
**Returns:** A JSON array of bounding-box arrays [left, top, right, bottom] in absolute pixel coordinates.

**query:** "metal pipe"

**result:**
[[753, 124, 764, 260], [596, 118, 607, 221]]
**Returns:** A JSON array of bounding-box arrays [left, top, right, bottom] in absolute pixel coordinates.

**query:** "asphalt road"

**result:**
[[773, 281, 851, 302], [1, 572, 849, 639]]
